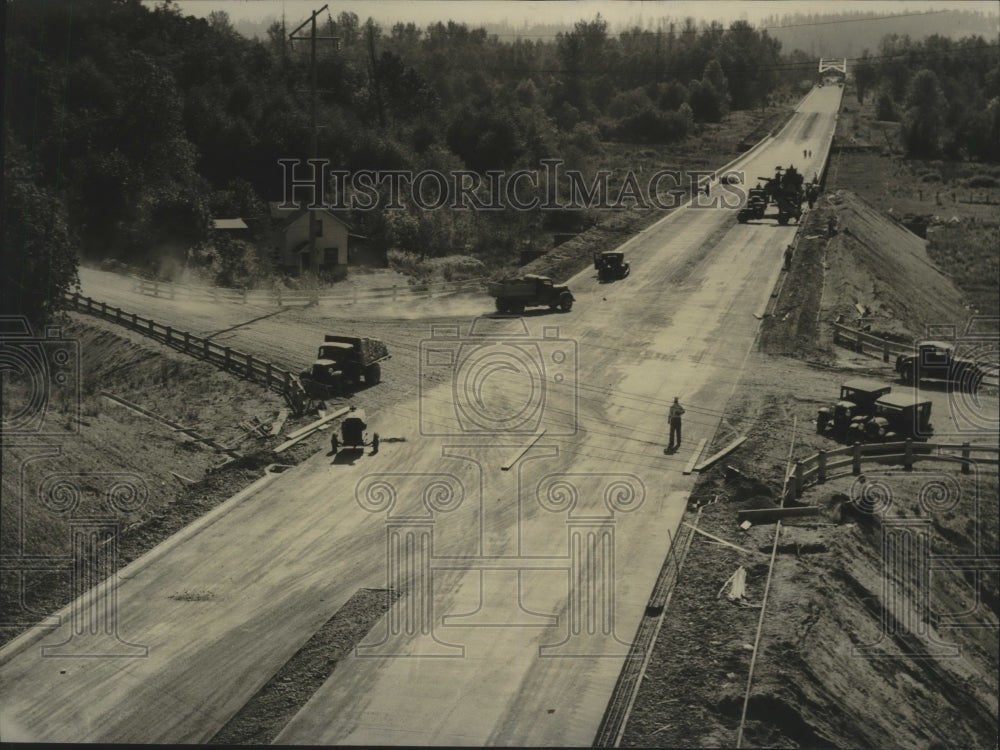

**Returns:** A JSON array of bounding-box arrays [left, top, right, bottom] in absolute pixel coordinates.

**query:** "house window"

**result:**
[[313, 219, 323, 238]]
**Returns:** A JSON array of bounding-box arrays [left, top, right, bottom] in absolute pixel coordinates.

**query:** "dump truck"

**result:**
[[737, 165, 805, 225], [299, 335, 390, 398], [816, 378, 893, 440], [489, 275, 574, 313], [895, 340, 987, 393], [594, 251, 630, 282]]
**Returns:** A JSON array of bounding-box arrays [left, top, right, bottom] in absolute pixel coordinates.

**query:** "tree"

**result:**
[[854, 52, 877, 104], [902, 69, 947, 157], [2, 141, 80, 322]]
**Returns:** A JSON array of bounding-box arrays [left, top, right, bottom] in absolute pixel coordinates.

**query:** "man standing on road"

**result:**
[[666, 397, 685, 453]]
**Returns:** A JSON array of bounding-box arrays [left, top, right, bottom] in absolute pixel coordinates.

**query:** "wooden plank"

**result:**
[[284, 407, 350, 440], [274, 407, 351, 454], [736, 506, 820, 524], [100, 391, 241, 458], [683, 438, 707, 475], [682, 522, 753, 554], [694, 436, 747, 472], [270, 409, 289, 436]]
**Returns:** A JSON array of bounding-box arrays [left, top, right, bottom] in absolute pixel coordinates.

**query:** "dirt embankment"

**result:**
[[0, 315, 293, 644]]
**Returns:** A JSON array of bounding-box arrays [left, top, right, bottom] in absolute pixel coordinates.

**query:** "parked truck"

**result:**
[[847, 392, 934, 442], [895, 340, 987, 393], [489, 275, 574, 313], [816, 378, 893, 440], [299, 335, 390, 398]]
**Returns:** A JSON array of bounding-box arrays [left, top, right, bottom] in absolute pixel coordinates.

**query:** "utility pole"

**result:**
[[289, 5, 337, 274]]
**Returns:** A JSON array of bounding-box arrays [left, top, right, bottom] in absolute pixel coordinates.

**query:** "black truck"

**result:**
[[299, 335, 390, 398]]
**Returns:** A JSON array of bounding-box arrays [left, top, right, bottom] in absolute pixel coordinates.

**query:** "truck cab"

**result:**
[[817, 378, 892, 439], [895, 340, 986, 392]]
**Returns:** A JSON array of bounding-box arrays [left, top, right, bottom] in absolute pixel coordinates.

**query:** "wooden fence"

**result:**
[[783, 439, 999, 503], [66, 293, 299, 396], [129, 276, 485, 307], [831, 321, 911, 362]]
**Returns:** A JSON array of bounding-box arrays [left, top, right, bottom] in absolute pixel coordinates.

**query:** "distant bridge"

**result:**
[[819, 58, 847, 75]]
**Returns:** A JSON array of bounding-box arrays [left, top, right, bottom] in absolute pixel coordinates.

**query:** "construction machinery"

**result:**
[[816, 378, 893, 440], [489, 275, 574, 314], [330, 407, 378, 454], [737, 165, 805, 225], [594, 251, 630, 282], [300, 335, 390, 399], [895, 341, 987, 393]]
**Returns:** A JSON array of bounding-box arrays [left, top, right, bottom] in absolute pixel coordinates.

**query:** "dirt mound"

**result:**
[[821, 190, 970, 342]]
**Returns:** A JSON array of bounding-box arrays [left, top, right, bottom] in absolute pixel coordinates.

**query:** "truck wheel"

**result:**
[[511, 302, 525, 314], [901, 365, 915, 385], [778, 214, 789, 225], [365, 363, 381, 385], [559, 295, 573, 312], [495, 298, 507, 312], [737, 210, 749, 223]]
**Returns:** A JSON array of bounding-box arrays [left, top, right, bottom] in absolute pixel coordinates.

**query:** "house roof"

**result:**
[[213, 218, 248, 230], [267, 202, 353, 231]]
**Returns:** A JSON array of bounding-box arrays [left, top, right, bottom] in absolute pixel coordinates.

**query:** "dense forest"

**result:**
[[851, 34, 1000, 161], [3, 0, 997, 322]]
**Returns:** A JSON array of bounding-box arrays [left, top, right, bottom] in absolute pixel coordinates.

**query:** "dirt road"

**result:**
[[0, 87, 844, 744]]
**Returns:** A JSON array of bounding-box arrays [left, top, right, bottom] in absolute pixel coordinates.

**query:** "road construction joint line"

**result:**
[[500, 430, 547, 471]]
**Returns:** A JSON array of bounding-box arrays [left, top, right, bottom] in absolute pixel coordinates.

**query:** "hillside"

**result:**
[[821, 189, 970, 342]]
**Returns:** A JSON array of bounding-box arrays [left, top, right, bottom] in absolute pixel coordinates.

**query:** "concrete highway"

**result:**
[[0, 86, 843, 744]]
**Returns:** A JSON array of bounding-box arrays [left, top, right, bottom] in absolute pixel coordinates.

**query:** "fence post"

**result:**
[[101, 301, 107, 317], [114, 307, 122, 322], [148, 319, 155, 335], [882, 339, 889, 363], [794, 460, 804, 499], [165, 327, 172, 346], [284, 372, 292, 393], [961, 442, 970, 475], [852, 442, 862, 475], [817, 450, 827, 484], [904, 438, 914, 471], [183, 332, 190, 351]]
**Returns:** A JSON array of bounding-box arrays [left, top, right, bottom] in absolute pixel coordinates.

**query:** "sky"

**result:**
[[163, 0, 1000, 32]]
